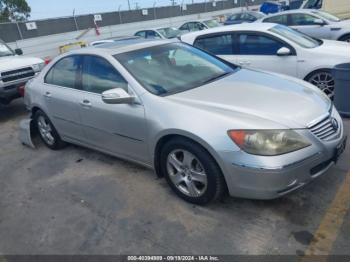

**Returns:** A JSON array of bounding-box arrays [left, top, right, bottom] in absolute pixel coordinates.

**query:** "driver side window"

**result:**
[[81, 55, 128, 94]]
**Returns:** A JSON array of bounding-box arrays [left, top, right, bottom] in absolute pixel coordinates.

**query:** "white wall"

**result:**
[[7, 7, 251, 59]]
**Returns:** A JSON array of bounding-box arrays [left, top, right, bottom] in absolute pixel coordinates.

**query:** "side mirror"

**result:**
[[102, 88, 135, 105], [314, 19, 325, 26], [15, 48, 23, 55], [277, 47, 292, 56]]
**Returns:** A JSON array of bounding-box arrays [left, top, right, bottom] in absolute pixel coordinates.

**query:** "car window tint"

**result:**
[[147, 30, 161, 39], [304, 0, 322, 9], [135, 31, 146, 38], [188, 22, 201, 31], [263, 15, 288, 25], [116, 43, 234, 96], [45, 56, 81, 89], [196, 23, 206, 30], [179, 23, 189, 31], [289, 13, 319, 26], [238, 34, 284, 55], [229, 14, 241, 21], [82, 56, 128, 94], [194, 34, 233, 55], [242, 13, 255, 21]]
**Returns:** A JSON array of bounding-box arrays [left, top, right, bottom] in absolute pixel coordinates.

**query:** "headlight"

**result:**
[[228, 130, 311, 156], [32, 62, 45, 72]]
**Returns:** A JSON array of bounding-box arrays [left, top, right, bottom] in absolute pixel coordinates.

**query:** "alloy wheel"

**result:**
[[166, 149, 208, 198], [37, 115, 55, 146], [308, 72, 335, 100]]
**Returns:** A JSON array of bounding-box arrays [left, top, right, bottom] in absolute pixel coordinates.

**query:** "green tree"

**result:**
[[0, 0, 31, 22]]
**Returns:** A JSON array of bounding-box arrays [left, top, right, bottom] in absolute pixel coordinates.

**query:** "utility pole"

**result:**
[[118, 5, 122, 24], [73, 9, 79, 31], [127, 0, 131, 10]]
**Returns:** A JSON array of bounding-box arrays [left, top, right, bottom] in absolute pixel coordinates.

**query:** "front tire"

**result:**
[[34, 110, 66, 150], [305, 70, 335, 100], [160, 138, 226, 205]]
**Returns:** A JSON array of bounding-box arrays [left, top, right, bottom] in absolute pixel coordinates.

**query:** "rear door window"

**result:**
[[45, 56, 82, 89], [194, 34, 234, 55]]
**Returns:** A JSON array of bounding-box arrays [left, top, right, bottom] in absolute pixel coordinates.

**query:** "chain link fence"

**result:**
[[0, 0, 264, 43]]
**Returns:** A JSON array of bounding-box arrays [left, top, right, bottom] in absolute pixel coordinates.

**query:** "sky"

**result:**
[[27, 0, 202, 20]]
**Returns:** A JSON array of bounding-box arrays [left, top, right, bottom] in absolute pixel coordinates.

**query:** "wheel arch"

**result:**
[[303, 68, 333, 81], [153, 131, 227, 182], [338, 33, 350, 41]]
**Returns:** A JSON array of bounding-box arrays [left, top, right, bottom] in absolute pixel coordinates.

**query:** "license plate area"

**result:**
[[334, 136, 347, 163]]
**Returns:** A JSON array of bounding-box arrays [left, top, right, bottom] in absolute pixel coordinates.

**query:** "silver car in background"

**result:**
[[259, 9, 350, 42], [24, 39, 346, 204]]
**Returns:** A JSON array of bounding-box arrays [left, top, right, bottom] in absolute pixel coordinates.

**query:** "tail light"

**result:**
[[44, 57, 51, 65], [18, 85, 25, 97]]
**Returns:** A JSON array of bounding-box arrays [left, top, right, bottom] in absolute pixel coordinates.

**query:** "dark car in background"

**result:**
[[224, 11, 266, 25], [260, 1, 288, 14]]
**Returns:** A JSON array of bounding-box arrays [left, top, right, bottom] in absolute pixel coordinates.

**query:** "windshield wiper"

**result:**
[[0, 53, 14, 57], [201, 72, 231, 85]]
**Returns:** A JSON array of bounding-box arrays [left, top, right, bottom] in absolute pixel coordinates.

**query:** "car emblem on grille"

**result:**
[[331, 118, 339, 131]]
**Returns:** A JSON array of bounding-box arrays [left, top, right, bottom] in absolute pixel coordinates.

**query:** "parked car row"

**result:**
[[180, 22, 350, 99]]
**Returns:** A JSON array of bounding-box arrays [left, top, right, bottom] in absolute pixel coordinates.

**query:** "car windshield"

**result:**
[[252, 12, 265, 19], [204, 19, 220, 28], [303, 0, 322, 9], [0, 42, 14, 57], [115, 43, 235, 96], [269, 24, 321, 48], [157, 27, 182, 39], [312, 10, 341, 22]]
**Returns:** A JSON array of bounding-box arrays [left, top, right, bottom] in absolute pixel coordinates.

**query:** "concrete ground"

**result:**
[[0, 99, 349, 256]]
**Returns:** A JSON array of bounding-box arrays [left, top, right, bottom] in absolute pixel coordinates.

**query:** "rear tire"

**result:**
[[34, 110, 66, 150], [160, 138, 226, 205], [339, 34, 350, 43]]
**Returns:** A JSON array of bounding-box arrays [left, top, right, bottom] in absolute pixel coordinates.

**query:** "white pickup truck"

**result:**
[[0, 40, 44, 105]]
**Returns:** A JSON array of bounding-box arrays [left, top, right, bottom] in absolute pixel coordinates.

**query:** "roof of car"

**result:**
[[71, 39, 174, 56], [180, 23, 275, 42], [182, 19, 216, 24], [231, 10, 264, 15], [263, 9, 320, 17], [137, 27, 174, 32]]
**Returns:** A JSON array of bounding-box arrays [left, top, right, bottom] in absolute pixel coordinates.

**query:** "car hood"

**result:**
[[337, 19, 350, 26], [313, 40, 350, 57], [0, 56, 43, 72], [167, 69, 331, 129]]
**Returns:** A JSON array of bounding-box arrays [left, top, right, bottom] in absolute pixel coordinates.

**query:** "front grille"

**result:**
[[1, 67, 35, 83], [3, 85, 17, 90], [309, 116, 338, 141]]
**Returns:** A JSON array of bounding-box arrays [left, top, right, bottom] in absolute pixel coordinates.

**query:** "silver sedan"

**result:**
[[23, 39, 347, 204]]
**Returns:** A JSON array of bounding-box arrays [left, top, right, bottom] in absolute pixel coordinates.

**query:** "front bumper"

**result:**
[[218, 113, 346, 200], [0, 74, 38, 104]]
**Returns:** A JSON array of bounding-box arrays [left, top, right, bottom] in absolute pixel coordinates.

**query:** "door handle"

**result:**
[[80, 99, 92, 108], [44, 92, 52, 99], [238, 61, 251, 66]]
